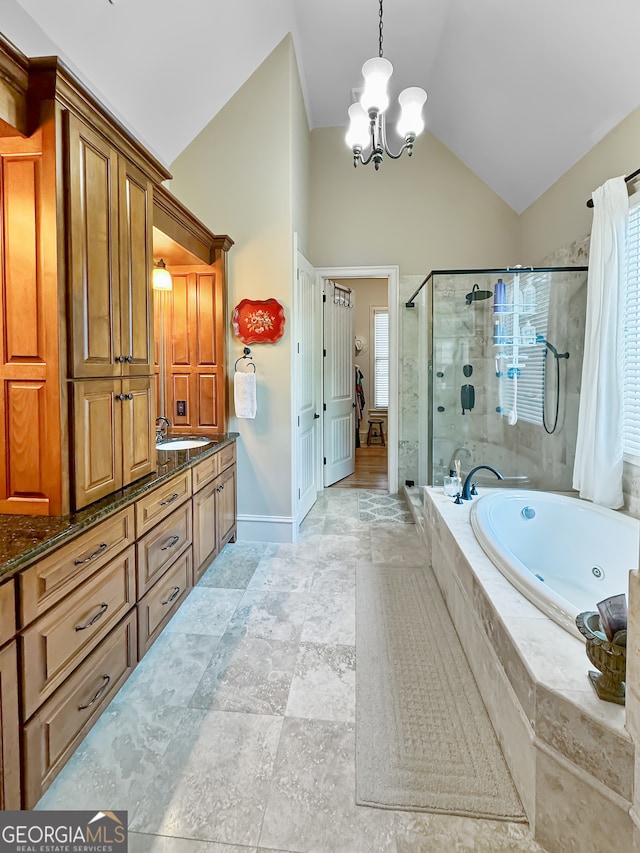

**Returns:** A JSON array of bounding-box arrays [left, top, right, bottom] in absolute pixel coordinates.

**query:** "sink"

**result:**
[[156, 437, 212, 451]]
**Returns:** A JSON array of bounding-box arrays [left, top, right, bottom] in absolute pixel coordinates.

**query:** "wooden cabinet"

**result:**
[[8, 438, 235, 807], [192, 448, 237, 583], [67, 114, 153, 379], [161, 268, 226, 432], [0, 641, 21, 809], [72, 376, 155, 507]]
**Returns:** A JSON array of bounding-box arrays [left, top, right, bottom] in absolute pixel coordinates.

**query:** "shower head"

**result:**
[[465, 283, 492, 305]]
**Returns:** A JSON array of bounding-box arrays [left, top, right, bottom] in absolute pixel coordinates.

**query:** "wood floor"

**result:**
[[329, 445, 388, 490]]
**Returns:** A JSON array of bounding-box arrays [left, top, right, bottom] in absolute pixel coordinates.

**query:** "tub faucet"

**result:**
[[155, 416, 171, 442], [461, 465, 504, 500]]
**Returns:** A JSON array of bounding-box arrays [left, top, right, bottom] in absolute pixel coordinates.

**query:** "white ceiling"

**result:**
[[4, 0, 640, 212]]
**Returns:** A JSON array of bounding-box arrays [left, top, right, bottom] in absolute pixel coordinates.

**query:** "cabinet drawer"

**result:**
[[23, 610, 137, 809], [0, 579, 16, 646], [136, 501, 193, 598], [217, 442, 236, 473], [20, 507, 135, 628], [137, 547, 192, 659], [21, 545, 136, 719], [192, 452, 218, 493], [135, 471, 192, 538]]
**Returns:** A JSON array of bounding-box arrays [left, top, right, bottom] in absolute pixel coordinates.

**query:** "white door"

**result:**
[[323, 280, 355, 486], [294, 245, 321, 522]]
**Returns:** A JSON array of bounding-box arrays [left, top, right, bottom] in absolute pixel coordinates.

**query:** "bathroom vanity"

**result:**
[[0, 435, 237, 808]]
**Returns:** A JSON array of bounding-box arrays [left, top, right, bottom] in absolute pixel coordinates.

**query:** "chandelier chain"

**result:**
[[378, 0, 384, 57]]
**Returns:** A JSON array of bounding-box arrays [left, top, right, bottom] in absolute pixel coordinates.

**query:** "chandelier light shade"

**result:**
[[346, 0, 427, 170], [152, 258, 172, 291]]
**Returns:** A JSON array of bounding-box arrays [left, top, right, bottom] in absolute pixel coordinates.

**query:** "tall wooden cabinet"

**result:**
[[0, 57, 171, 514], [152, 186, 233, 436]]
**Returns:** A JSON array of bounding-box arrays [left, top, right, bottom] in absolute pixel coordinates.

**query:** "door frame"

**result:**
[[315, 265, 399, 494]]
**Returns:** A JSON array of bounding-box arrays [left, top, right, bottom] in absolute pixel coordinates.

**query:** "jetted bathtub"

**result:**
[[470, 490, 640, 638]]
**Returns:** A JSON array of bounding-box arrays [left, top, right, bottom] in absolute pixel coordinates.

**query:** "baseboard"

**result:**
[[236, 514, 297, 543]]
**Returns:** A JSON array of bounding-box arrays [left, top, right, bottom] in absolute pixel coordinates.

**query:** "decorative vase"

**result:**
[[576, 611, 626, 705]]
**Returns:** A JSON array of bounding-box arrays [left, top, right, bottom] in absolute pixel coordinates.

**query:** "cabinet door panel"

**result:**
[[119, 158, 152, 375], [0, 642, 20, 809], [67, 114, 120, 378], [216, 465, 237, 549], [122, 377, 155, 486], [72, 379, 122, 509], [192, 478, 218, 579]]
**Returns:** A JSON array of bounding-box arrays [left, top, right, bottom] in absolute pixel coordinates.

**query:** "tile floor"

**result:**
[[36, 489, 545, 852]]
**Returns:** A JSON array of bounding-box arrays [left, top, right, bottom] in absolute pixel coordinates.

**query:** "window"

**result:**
[[371, 307, 389, 409], [623, 198, 640, 463]]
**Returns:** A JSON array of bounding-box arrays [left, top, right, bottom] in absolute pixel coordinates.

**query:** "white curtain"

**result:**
[[573, 176, 628, 508]]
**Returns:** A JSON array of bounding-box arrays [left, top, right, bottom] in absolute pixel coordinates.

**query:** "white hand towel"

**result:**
[[234, 371, 257, 418]]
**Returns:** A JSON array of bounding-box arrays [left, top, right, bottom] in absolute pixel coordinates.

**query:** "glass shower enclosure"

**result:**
[[423, 266, 588, 491]]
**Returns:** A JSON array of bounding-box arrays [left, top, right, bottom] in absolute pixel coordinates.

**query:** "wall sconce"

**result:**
[[152, 258, 172, 291]]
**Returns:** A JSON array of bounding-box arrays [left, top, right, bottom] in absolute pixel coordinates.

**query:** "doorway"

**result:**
[[316, 265, 399, 495]]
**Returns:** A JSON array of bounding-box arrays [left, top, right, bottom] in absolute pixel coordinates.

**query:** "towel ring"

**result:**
[[235, 347, 256, 372]]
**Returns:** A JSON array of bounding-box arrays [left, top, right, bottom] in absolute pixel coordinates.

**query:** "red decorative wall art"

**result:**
[[232, 298, 285, 344]]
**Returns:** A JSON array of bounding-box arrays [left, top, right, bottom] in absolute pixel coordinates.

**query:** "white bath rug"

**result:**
[[358, 490, 414, 523], [355, 561, 526, 822]]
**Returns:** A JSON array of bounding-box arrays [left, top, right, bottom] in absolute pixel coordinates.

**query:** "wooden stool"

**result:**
[[366, 418, 385, 446]]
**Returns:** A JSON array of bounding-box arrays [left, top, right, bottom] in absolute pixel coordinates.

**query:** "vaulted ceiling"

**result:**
[[5, 0, 640, 212]]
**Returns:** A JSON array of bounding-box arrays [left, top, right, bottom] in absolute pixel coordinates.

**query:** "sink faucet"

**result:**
[[461, 465, 504, 500], [155, 416, 171, 443]]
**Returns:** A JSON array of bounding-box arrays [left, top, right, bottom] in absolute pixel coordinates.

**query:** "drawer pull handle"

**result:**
[[75, 602, 109, 631], [161, 586, 181, 605], [159, 492, 179, 506], [161, 535, 180, 551], [217, 483, 225, 492], [74, 542, 108, 566], [78, 674, 111, 710]]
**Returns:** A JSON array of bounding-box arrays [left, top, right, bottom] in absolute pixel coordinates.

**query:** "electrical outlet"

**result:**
[[176, 400, 186, 417]]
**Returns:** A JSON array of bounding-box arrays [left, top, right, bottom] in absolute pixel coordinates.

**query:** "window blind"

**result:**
[[373, 309, 389, 408], [497, 274, 550, 426], [623, 200, 640, 461]]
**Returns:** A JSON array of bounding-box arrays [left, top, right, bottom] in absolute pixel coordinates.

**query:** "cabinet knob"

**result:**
[[116, 393, 126, 401], [126, 393, 134, 400], [116, 355, 126, 363], [125, 355, 133, 363]]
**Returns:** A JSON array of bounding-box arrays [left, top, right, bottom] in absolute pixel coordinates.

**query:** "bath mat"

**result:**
[[358, 490, 414, 523], [355, 562, 526, 821]]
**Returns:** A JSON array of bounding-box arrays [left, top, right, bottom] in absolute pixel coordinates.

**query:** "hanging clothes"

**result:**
[[355, 364, 365, 448]]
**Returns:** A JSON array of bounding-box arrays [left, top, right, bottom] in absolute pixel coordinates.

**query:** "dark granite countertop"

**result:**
[[0, 433, 238, 582]]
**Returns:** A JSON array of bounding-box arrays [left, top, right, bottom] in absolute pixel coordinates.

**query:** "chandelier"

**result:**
[[346, 0, 427, 170]]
